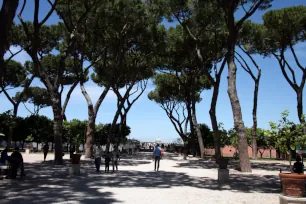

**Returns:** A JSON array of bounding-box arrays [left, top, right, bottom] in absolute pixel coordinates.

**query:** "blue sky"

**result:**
[[1, 0, 306, 143]]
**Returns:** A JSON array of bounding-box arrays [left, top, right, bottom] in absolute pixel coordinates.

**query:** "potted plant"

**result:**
[[279, 173, 306, 197]]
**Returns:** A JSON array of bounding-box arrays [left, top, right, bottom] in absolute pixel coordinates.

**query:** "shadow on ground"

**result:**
[[122, 152, 181, 161], [173, 159, 290, 172], [0, 155, 281, 204]]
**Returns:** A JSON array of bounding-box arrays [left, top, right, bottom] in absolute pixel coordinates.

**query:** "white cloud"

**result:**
[[4, 46, 30, 65]]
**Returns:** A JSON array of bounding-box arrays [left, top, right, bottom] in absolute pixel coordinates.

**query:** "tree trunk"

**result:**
[[183, 142, 188, 160], [62, 81, 79, 121], [106, 106, 122, 152], [297, 90, 304, 123], [51, 93, 63, 165], [227, 42, 251, 172], [80, 82, 95, 158], [260, 151, 263, 158], [0, 0, 19, 80], [252, 78, 260, 160], [191, 102, 205, 158], [209, 82, 222, 162], [85, 113, 95, 158], [80, 82, 110, 157], [7, 104, 18, 149]]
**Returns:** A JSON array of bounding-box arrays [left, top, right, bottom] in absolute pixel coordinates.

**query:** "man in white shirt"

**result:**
[[153, 144, 161, 171], [94, 145, 103, 173], [112, 146, 120, 172]]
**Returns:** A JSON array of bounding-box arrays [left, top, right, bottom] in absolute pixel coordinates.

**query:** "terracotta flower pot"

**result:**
[[279, 173, 306, 197], [71, 154, 81, 164], [217, 158, 229, 169]]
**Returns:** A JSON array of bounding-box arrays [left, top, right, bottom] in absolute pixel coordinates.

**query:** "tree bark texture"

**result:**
[[62, 81, 78, 121], [227, 45, 251, 172], [252, 78, 260, 159], [80, 82, 110, 158], [106, 98, 125, 152], [297, 90, 304, 123], [209, 82, 222, 162], [80, 82, 95, 158], [51, 92, 63, 165], [191, 100, 205, 158]]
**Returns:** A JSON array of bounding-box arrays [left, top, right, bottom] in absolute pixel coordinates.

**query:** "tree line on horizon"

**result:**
[[0, 0, 306, 172], [0, 111, 131, 151]]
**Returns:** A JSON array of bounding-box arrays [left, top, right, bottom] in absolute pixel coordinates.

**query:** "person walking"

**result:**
[[94, 144, 103, 173], [112, 146, 120, 172], [153, 144, 162, 171], [104, 152, 111, 173], [43, 143, 49, 161]]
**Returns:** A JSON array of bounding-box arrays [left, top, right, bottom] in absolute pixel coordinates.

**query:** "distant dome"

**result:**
[[156, 137, 161, 143]]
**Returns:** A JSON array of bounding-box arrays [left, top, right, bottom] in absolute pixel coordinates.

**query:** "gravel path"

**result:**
[[0, 152, 282, 204]]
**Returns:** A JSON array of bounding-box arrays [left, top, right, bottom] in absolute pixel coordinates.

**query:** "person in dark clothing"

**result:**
[[43, 144, 49, 161], [9, 147, 25, 179], [0, 148, 8, 164], [104, 152, 111, 173], [293, 155, 304, 174]]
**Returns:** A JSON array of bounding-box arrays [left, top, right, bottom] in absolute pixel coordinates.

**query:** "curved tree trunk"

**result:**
[[252, 77, 260, 160], [51, 92, 63, 165], [227, 46, 251, 172], [191, 100, 205, 158], [297, 90, 304, 123], [85, 111, 95, 158], [209, 82, 221, 162], [7, 102, 19, 149], [80, 82, 95, 158], [106, 101, 124, 152], [62, 81, 78, 121], [81, 82, 110, 158]]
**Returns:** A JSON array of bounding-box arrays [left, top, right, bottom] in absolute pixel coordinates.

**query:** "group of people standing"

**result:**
[[94, 145, 120, 173]]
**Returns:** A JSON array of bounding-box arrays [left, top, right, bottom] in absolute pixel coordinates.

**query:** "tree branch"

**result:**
[[23, 102, 34, 115], [1, 85, 16, 105], [93, 85, 111, 116], [283, 58, 298, 86], [4, 48, 23, 66], [273, 52, 298, 91], [62, 80, 79, 120], [19, 0, 27, 16], [39, 0, 58, 27], [239, 45, 261, 73], [237, 0, 265, 28], [289, 42, 305, 72], [235, 50, 256, 80]]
